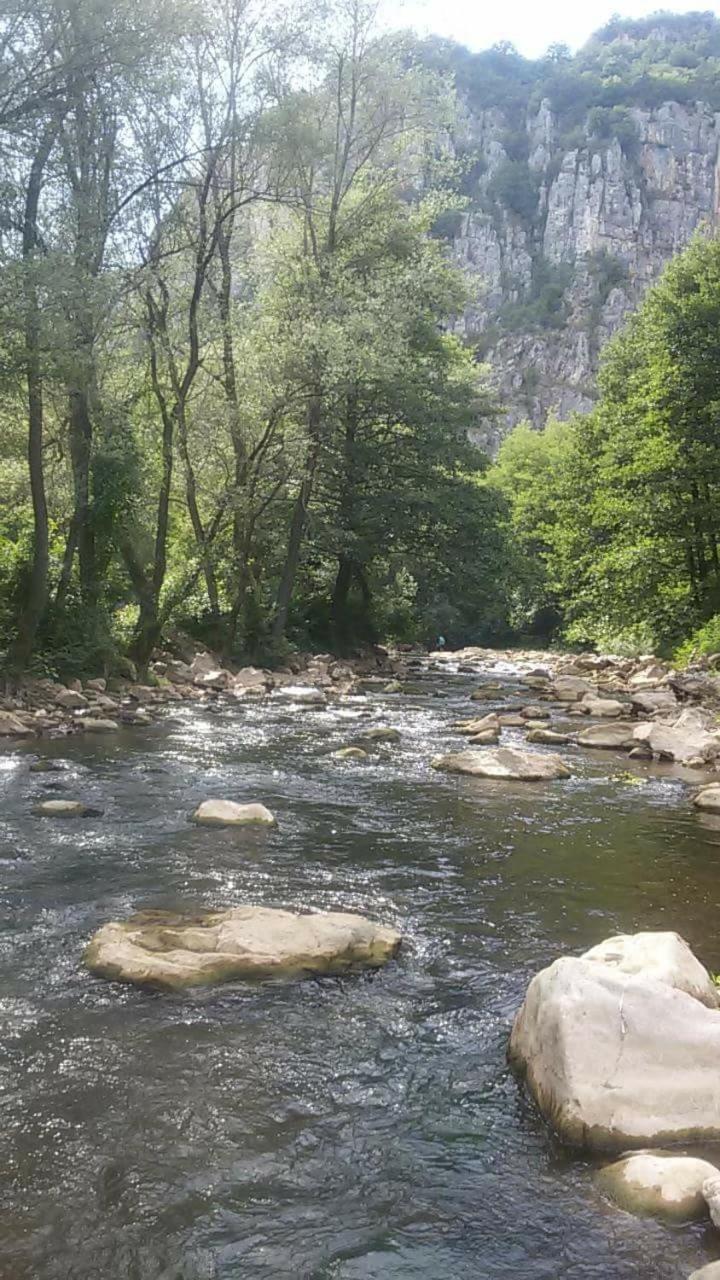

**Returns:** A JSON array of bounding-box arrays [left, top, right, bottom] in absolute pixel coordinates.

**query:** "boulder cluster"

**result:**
[[510, 930, 720, 1273]]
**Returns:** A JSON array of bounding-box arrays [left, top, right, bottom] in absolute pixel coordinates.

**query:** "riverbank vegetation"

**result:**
[[487, 233, 720, 663]]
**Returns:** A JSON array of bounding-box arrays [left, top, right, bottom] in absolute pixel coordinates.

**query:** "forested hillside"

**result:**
[[3, 1, 720, 674]]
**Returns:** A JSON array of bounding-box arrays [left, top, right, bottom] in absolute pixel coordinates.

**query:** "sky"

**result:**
[[384, 0, 720, 57]]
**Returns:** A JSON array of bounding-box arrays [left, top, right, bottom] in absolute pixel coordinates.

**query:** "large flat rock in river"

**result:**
[[85, 906, 401, 990], [431, 747, 571, 781]]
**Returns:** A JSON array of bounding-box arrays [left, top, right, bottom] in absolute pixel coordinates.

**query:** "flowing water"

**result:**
[[2, 658, 720, 1280]]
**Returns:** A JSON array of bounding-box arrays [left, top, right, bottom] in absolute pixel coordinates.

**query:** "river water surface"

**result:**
[[2, 657, 720, 1279]]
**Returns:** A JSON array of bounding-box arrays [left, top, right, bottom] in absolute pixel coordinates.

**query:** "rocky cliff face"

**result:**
[[450, 99, 720, 450]]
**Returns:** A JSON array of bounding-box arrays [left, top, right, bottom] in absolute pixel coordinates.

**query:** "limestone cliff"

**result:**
[[438, 55, 720, 449]]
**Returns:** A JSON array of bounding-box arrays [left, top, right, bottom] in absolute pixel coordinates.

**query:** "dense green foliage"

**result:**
[[488, 233, 720, 657]]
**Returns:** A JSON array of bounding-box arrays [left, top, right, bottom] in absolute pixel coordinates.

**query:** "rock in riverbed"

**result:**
[[576, 723, 636, 750], [526, 728, 573, 746], [190, 800, 277, 828], [33, 800, 99, 818], [432, 747, 571, 781], [509, 931, 720, 1151], [596, 1152, 720, 1221], [689, 1266, 720, 1280], [694, 785, 720, 812], [85, 906, 402, 989]]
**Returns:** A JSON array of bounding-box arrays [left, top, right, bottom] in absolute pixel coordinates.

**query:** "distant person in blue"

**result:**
[[437, 635, 446, 649]]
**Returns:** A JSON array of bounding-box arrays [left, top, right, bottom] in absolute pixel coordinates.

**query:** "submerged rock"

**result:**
[[509, 930, 720, 1151], [334, 746, 369, 761], [85, 905, 402, 989], [358, 727, 401, 744], [597, 1152, 719, 1221], [190, 800, 276, 828], [432, 747, 571, 781]]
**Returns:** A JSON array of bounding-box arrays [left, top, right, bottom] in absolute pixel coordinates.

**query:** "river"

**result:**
[[2, 656, 720, 1279]]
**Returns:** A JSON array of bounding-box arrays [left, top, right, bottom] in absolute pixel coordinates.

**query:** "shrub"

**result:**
[[674, 616, 720, 667]]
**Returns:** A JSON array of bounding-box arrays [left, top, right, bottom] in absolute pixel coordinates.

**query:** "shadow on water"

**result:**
[[1, 663, 720, 1278]]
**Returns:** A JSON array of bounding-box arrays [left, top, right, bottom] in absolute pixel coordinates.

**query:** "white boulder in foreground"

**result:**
[[689, 1266, 720, 1280], [85, 905, 401, 989], [509, 931, 720, 1150], [432, 747, 571, 781], [189, 800, 276, 828], [597, 1152, 720, 1220]]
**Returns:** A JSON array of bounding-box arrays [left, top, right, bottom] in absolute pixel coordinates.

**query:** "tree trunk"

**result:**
[[67, 376, 96, 605], [331, 555, 354, 652], [272, 430, 319, 643], [9, 124, 59, 668]]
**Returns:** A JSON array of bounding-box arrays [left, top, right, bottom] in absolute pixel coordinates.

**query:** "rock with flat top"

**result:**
[[334, 747, 369, 761], [432, 747, 571, 781], [84, 905, 402, 990], [509, 930, 720, 1151], [689, 1265, 720, 1280], [190, 800, 276, 828], [597, 1152, 720, 1220], [79, 718, 119, 733]]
